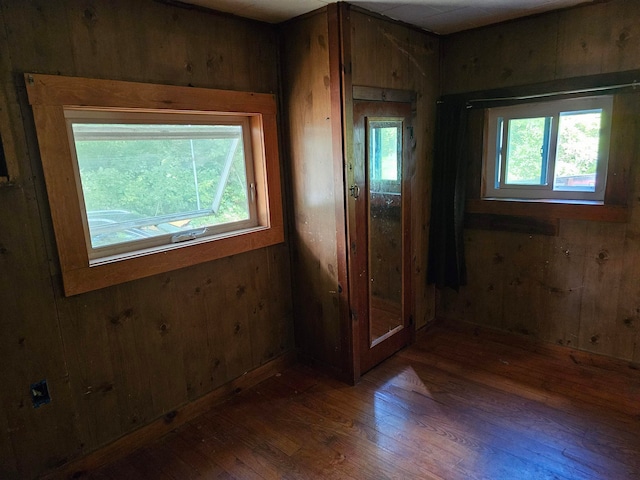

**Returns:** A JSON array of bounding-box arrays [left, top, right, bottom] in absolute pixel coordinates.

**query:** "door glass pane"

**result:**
[[505, 117, 551, 185], [553, 109, 602, 192], [367, 119, 403, 347]]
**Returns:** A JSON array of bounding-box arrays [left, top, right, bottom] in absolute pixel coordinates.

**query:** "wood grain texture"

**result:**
[[0, 0, 292, 478], [349, 8, 440, 332], [26, 73, 278, 113], [280, 9, 348, 377], [82, 323, 640, 480], [439, 0, 640, 361], [466, 199, 628, 223], [281, 6, 439, 382], [0, 5, 20, 183], [44, 351, 295, 480], [465, 213, 559, 236]]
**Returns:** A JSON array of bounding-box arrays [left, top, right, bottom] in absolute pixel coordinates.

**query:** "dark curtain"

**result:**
[[427, 99, 469, 290]]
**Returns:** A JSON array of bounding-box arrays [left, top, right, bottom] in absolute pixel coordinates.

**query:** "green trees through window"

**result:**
[[504, 111, 602, 188], [71, 122, 255, 250], [484, 95, 612, 201]]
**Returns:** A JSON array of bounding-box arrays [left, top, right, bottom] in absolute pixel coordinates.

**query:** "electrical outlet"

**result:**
[[30, 379, 51, 408]]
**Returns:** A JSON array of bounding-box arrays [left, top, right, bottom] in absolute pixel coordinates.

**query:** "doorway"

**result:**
[[352, 98, 414, 374]]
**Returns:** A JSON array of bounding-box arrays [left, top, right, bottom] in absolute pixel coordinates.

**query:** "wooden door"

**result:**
[[352, 100, 413, 374]]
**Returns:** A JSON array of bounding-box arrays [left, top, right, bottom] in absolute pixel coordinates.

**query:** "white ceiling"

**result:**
[[181, 0, 594, 34]]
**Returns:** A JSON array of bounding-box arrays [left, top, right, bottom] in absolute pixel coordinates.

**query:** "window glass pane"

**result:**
[[505, 117, 550, 185], [368, 120, 402, 197], [369, 122, 400, 182], [72, 123, 251, 250], [553, 110, 602, 192]]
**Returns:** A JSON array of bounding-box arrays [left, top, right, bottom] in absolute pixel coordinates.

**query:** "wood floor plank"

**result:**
[[225, 380, 406, 479], [178, 418, 265, 480], [369, 353, 640, 476], [84, 322, 640, 480], [420, 326, 640, 415], [317, 376, 597, 480], [401, 340, 640, 436]]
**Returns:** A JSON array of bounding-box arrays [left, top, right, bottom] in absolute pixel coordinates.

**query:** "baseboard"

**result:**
[[42, 351, 297, 479], [434, 317, 640, 374]]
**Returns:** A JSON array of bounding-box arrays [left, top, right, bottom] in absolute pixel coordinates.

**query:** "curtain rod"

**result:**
[[436, 79, 640, 106], [464, 80, 640, 106]]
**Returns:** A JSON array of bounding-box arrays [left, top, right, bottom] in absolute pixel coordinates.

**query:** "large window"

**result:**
[[27, 74, 284, 296], [484, 96, 613, 202], [67, 111, 258, 261]]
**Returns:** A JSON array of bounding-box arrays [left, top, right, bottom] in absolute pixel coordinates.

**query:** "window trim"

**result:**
[[26, 73, 284, 296], [483, 95, 613, 202]]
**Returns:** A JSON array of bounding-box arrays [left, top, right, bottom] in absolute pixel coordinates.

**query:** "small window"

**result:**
[[484, 96, 613, 202], [26, 73, 284, 295]]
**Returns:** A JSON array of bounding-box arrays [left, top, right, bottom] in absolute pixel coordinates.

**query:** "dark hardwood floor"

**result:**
[[80, 322, 640, 479]]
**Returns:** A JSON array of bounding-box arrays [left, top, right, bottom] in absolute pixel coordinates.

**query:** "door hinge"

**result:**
[[349, 184, 360, 199]]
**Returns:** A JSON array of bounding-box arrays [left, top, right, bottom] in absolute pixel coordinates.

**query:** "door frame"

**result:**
[[347, 86, 416, 379]]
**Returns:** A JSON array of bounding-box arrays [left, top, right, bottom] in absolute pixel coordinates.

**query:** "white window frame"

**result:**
[[26, 73, 284, 296], [65, 110, 259, 263], [483, 95, 613, 202]]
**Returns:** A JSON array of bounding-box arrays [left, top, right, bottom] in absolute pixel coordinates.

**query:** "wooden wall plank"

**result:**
[[556, 0, 640, 78], [250, 245, 294, 366], [441, 14, 559, 95], [349, 9, 440, 330], [0, 186, 82, 478], [577, 223, 628, 357], [131, 275, 190, 416], [0, 4, 21, 183], [102, 285, 155, 432], [450, 230, 506, 331], [56, 288, 122, 451], [617, 120, 640, 363], [0, 394, 16, 480], [540, 221, 587, 348], [280, 10, 345, 374]]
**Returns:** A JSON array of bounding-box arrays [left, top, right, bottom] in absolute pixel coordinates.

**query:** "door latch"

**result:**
[[349, 184, 360, 199]]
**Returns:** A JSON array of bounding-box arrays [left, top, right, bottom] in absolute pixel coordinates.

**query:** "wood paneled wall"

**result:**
[[0, 1, 293, 478], [280, 6, 439, 381], [438, 0, 640, 361], [349, 8, 440, 330], [280, 9, 349, 376]]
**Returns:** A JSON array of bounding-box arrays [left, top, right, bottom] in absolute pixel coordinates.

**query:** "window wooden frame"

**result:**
[[26, 73, 284, 296]]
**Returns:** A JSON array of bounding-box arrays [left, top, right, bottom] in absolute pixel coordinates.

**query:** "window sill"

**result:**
[[62, 224, 283, 296], [467, 198, 628, 224]]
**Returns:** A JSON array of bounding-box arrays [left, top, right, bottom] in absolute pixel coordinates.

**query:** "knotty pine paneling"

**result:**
[[0, 0, 292, 478], [280, 9, 347, 375], [439, 0, 640, 361], [349, 9, 440, 330]]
